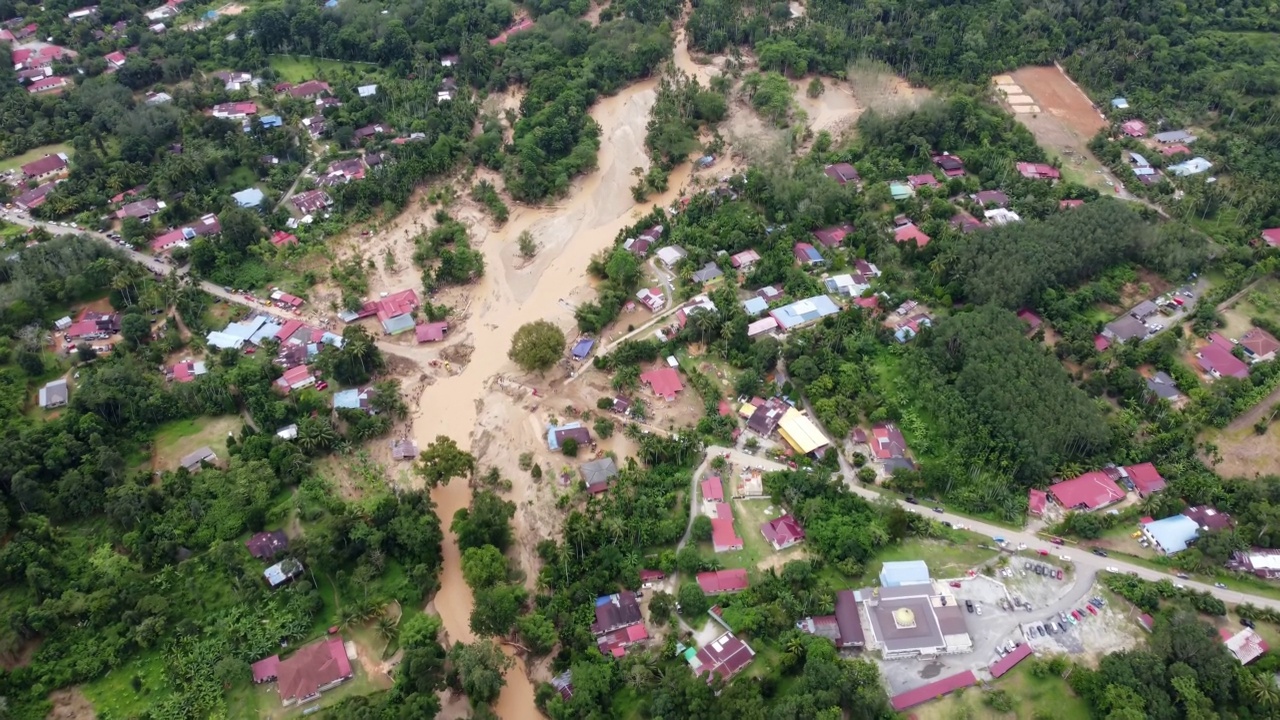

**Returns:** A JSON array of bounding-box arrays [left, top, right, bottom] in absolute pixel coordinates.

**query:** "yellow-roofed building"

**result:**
[[777, 408, 829, 455], [738, 401, 757, 419]]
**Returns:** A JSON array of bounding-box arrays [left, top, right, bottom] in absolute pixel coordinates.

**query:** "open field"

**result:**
[[712, 498, 808, 571], [0, 143, 72, 174], [994, 66, 1113, 190], [912, 662, 1091, 720], [83, 650, 172, 717], [1204, 415, 1280, 480], [1218, 277, 1280, 340], [151, 415, 242, 472], [268, 55, 375, 83]]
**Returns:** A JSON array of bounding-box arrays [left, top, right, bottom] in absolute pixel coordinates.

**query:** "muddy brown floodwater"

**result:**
[[416, 72, 696, 717]]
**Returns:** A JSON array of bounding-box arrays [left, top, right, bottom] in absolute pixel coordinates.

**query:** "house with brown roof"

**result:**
[[1016, 162, 1060, 180], [812, 224, 853, 248], [824, 162, 859, 186], [590, 591, 642, 635], [907, 174, 940, 190], [245, 530, 289, 560], [288, 80, 330, 99], [291, 189, 333, 214], [696, 569, 749, 594], [1240, 327, 1280, 363], [116, 198, 165, 220], [253, 635, 353, 706], [20, 153, 69, 182], [932, 154, 965, 177]]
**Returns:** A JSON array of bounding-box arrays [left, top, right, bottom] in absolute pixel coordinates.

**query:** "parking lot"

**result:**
[[1020, 583, 1144, 661], [878, 559, 1094, 694]]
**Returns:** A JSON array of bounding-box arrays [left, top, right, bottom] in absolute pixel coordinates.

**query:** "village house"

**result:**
[[634, 287, 665, 312], [20, 153, 69, 183], [690, 262, 723, 285], [291, 189, 333, 214], [1016, 162, 1060, 180], [591, 591, 648, 658], [812, 223, 853, 248], [640, 366, 683, 401], [933, 153, 965, 177], [211, 101, 258, 120], [39, 378, 69, 409], [179, 446, 218, 473], [697, 569, 749, 595], [546, 422, 592, 451], [689, 632, 755, 684], [332, 386, 376, 413], [581, 457, 618, 495], [1145, 370, 1186, 407], [1047, 470, 1126, 512], [354, 123, 394, 143], [893, 223, 930, 248], [1239, 327, 1280, 363], [655, 245, 687, 268], [275, 365, 316, 392], [1228, 549, 1280, 579], [971, 189, 1009, 208], [245, 530, 289, 560], [907, 173, 941, 190], [824, 272, 870, 298], [824, 162, 860, 186], [793, 242, 824, 266], [263, 558, 304, 589], [251, 635, 353, 706], [1197, 333, 1249, 379], [288, 80, 330, 99], [729, 249, 760, 270], [14, 182, 58, 211], [116, 198, 165, 221], [761, 514, 805, 550], [1221, 627, 1269, 665], [1121, 119, 1148, 137], [1261, 228, 1280, 249], [770, 295, 840, 333], [798, 589, 865, 649], [623, 225, 662, 255], [390, 439, 419, 461], [26, 75, 69, 94], [168, 359, 207, 383]]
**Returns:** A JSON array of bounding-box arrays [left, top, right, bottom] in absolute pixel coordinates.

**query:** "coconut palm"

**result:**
[[375, 614, 399, 647]]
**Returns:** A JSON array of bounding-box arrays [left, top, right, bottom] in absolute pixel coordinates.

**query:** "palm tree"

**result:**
[[1246, 672, 1280, 710], [375, 615, 399, 648]]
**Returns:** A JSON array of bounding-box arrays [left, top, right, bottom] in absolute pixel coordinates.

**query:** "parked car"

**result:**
[[1092, 548, 1108, 557], [1070, 610, 1081, 621], [1024, 562, 1032, 570], [1037, 625, 1045, 637], [1059, 622, 1067, 632], [315, 381, 329, 391], [1243, 618, 1256, 629], [1050, 537, 1064, 545], [965, 600, 974, 613], [932, 507, 943, 513], [906, 496, 918, 504], [1046, 623, 1055, 635], [1087, 605, 1098, 616], [950, 581, 962, 588], [1038, 549, 1049, 556], [1106, 566, 1121, 573], [1214, 582, 1227, 589], [976, 605, 982, 616], [1056, 569, 1063, 580]]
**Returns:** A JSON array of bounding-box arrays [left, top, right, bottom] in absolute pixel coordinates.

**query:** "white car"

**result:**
[[1106, 566, 1120, 573]]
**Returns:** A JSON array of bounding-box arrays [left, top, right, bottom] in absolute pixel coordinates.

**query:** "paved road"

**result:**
[[4, 212, 178, 275]]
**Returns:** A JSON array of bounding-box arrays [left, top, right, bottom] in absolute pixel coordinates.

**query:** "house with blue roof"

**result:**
[[742, 296, 768, 317], [769, 295, 840, 332], [259, 115, 283, 129], [1141, 515, 1201, 555], [879, 560, 931, 587]]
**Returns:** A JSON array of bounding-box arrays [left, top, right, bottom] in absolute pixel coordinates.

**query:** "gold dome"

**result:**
[[894, 608, 916, 628]]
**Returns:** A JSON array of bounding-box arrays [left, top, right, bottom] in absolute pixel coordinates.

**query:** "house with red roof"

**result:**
[[639, 569, 665, 586], [893, 223, 930, 248], [711, 511, 742, 553], [869, 422, 909, 461], [1221, 627, 1269, 665], [1017, 309, 1043, 331], [989, 644, 1033, 678], [275, 365, 315, 392], [1028, 488, 1048, 516], [1016, 162, 1060, 180], [1060, 199, 1085, 210], [169, 360, 207, 383], [700, 476, 724, 505], [689, 632, 755, 684], [104, 51, 127, 70], [1262, 228, 1280, 249], [907, 174, 940, 189], [27, 76, 69, 94], [14, 181, 58, 210], [597, 622, 649, 658], [252, 635, 353, 706], [761, 514, 804, 550], [640, 367, 683, 401], [729, 249, 760, 269], [1240, 327, 1280, 363], [812, 224, 853, 248], [1122, 462, 1166, 496], [696, 569, 748, 594], [1121, 120, 1148, 137], [211, 101, 258, 119], [1197, 333, 1249, 379], [824, 163, 859, 186], [635, 287, 665, 312], [271, 230, 298, 247], [890, 671, 978, 711], [1160, 143, 1192, 157], [1048, 470, 1126, 511], [414, 321, 448, 343], [793, 242, 823, 266]]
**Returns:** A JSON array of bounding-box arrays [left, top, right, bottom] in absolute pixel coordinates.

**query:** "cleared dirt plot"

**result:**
[[996, 66, 1114, 189]]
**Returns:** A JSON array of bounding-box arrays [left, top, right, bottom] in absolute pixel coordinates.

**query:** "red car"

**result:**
[[949, 581, 962, 588], [1071, 610, 1081, 620], [315, 381, 329, 391], [1056, 569, 1063, 580], [1038, 549, 1049, 556], [1087, 605, 1098, 615], [243, 346, 255, 354], [1050, 537, 1064, 545]]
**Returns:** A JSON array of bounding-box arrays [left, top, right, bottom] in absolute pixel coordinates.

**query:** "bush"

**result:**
[[691, 515, 713, 542], [561, 438, 579, 457]]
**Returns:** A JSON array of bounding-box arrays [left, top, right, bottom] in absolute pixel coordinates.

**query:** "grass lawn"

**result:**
[[151, 415, 243, 472], [268, 55, 375, 83], [708, 498, 809, 571], [226, 659, 385, 719], [219, 166, 260, 192], [1219, 276, 1280, 339], [83, 650, 175, 717], [0, 143, 72, 173], [914, 662, 1091, 720], [862, 536, 999, 581]]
